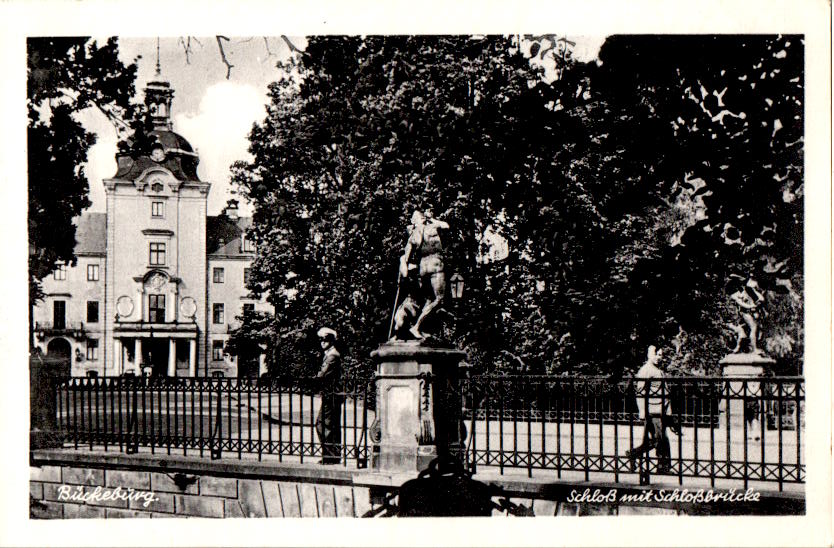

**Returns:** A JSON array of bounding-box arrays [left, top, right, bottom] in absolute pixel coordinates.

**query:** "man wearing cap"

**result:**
[[316, 327, 343, 464], [626, 345, 672, 474]]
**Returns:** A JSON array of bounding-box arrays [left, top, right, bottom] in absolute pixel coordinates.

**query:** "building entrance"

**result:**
[[145, 338, 169, 376], [46, 337, 71, 360], [238, 355, 260, 378]]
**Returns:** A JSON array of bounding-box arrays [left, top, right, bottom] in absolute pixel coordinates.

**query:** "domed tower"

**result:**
[[102, 57, 210, 378], [113, 61, 203, 186], [145, 56, 174, 131]]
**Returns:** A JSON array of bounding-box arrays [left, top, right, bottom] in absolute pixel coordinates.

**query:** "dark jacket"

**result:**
[[317, 348, 342, 393]]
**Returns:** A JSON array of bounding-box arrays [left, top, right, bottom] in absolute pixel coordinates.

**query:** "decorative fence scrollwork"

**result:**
[[55, 372, 803, 490], [57, 369, 376, 467], [458, 375, 804, 491]]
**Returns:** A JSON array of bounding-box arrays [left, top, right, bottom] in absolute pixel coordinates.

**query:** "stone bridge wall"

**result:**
[[30, 450, 804, 518]]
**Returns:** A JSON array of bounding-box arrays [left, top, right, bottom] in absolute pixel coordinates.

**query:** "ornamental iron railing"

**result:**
[[35, 321, 87, 338], [54, 373, 803, 491], [56, 370, 375, 468], [457, 375, 804, 491]]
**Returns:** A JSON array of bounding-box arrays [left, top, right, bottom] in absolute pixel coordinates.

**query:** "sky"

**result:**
[[79, 35, 604, 217], [80, 36, 306, 216]]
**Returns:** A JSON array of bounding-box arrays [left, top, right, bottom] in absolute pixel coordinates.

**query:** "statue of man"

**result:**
[[398, 210, 449, 339], [728, 278, 765, 354]]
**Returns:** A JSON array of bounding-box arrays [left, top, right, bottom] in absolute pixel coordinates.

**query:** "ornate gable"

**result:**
[[135, 166, 182, 194]]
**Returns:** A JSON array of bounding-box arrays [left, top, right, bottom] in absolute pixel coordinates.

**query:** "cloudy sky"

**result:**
[[80, 36, 307, 216], [80, 36, 603, 217]]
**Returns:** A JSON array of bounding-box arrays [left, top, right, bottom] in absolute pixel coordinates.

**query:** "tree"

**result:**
[[231, 35, 560, 374], [584, 35, 804, 373], [28, 37, 139, 348], [232, 35, 804, 377], [499, 35, 804, 375]]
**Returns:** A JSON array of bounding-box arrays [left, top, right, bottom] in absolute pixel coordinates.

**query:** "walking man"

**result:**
[[627, 345, 672, 475], [744, 375, 763, 441], [315, 327, 343, 464]]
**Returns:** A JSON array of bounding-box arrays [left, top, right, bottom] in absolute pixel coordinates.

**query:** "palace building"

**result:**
[[32, 70, 271, 378]]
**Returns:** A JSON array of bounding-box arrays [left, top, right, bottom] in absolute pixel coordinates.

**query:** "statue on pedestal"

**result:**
[[390, 210, 449, 340], [720, 277, 773, 434], [373, 209, 465, 473], [726, 278, 765, 355]]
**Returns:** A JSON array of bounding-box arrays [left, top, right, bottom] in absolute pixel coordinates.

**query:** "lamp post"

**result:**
[[450, 273, 465, 300]]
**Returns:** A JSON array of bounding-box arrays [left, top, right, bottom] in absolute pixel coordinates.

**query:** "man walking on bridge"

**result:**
[[626, 345, 672, 475]]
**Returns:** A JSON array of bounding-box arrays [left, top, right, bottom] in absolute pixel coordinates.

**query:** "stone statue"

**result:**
[[727, 279, 765, 354], [391, 271, 422, 340], [392, 210, 449, 340]]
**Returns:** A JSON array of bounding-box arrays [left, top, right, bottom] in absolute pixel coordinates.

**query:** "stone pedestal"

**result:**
[[370, 342, 466, 472], [719, 353, 775, 428], [30, 354, 70, 450]]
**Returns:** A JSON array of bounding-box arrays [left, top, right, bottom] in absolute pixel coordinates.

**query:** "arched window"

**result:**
[[46, 338, 71, 360]]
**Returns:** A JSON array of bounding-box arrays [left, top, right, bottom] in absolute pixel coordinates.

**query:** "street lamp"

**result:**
[[450, 273, 465, 300]]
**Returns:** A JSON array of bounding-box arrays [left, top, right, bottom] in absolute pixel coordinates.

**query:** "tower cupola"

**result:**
[[144, 40, 174, 131], [112, 38, 203, 183]]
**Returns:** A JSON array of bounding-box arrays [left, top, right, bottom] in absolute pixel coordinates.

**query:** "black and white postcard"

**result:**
[[0, 1, 831, 547]]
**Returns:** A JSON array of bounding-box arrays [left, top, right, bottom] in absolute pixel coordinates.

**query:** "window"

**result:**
[[53, 264, 67, 281], [241, 233, 254, 253], [149, 294, 166, 323], [243, 267, 251, 287], [149, 242, 166, 265], [213, 303, 225, 324], [86, 339, 99, 361], [243, 303, 255, 316], [212, 340, 224, 361], [213, 267, 225, 283], [53, 300, 66, 329], [151, 201, 165, 218], [87, 264, 100, 281], [87, 301, 99, 323]]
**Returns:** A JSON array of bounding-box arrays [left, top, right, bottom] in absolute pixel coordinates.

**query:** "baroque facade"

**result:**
[[33, 73, 271, 378]]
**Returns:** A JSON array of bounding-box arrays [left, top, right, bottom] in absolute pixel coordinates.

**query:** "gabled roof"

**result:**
[[74, 213, 106, 255], [207, 215, 254, 257]]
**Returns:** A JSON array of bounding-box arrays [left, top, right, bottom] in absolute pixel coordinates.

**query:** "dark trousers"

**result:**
[[744, 397, 761, 424], [629, 415, 671, 470], [315, 395, 343, 463]]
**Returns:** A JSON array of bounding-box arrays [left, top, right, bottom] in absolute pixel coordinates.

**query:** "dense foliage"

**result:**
[[28, 38, 139, 341], [229, 35, 804, 377]]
